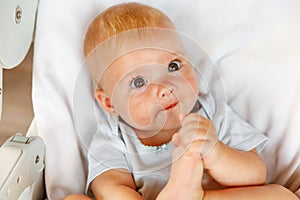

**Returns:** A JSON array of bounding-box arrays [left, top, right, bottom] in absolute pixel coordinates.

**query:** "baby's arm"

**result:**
[[173, 113, 266, 186], [63, 169, 143, 200], [91, 169, 143, 200], [158, 144, 205, 200], [204, 142, 266, 186]]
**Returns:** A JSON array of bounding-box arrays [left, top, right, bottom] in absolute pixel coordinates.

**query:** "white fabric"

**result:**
[[87, 97, 268, 199], [33, 0, 300, 199]]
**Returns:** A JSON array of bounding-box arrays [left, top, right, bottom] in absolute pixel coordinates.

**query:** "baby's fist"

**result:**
[[172, 113, 219, 158]]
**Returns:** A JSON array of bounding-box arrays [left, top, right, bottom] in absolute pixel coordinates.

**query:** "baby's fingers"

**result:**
[[181, 113, 207, 127]]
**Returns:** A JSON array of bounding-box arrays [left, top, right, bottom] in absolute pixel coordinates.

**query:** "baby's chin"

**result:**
[[131, 123, 181, 141], [151, 111, 183, 131], [125, 112, 181, 133]]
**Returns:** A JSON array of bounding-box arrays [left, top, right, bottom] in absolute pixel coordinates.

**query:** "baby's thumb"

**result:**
[[172, 132, 180, 147], [179, 113, 186, 122]]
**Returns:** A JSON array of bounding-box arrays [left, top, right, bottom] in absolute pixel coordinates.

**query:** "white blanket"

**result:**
[[33, 0, 300, 199]]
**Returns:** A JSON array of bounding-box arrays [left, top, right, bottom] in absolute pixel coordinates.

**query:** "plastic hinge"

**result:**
[[0, 134, 45, 200]]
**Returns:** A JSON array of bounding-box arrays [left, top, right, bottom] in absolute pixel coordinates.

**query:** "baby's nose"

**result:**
[[157, 84, 175, 99]]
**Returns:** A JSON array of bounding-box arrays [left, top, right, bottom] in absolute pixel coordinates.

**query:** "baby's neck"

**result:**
[[133, 127, 180, 147]]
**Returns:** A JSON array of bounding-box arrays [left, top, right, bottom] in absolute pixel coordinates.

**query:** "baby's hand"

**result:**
[[172, 113, 220, 168]]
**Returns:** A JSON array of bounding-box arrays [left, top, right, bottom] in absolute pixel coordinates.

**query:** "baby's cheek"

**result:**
[[185, 74, 198, 92], [126, 94, 153, 126], [178, 81, 198, 113], [180, 68, 198, 89]]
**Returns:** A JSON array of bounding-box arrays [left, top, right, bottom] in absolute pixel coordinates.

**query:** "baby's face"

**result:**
[[101, 48, 198, 137]]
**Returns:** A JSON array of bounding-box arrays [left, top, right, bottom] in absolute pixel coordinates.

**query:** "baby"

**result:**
[[65, 2, 298, 200]]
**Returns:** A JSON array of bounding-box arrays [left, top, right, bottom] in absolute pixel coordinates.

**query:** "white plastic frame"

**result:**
[[0, 120, 45, 200], [0, 0, 39, 119]]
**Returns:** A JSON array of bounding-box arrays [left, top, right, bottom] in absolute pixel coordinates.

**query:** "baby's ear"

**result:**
[[94, 89, 114, 114]]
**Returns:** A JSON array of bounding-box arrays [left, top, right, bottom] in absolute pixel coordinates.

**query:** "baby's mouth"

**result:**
[[164, 101, 179, 110]]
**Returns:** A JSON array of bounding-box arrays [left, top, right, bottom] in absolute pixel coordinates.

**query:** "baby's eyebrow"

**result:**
[[161, 51, 185, 62], [173, 50, 186, 56]]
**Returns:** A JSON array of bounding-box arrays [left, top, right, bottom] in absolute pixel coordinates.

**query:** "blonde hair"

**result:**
[[84, 2, 175, 57]]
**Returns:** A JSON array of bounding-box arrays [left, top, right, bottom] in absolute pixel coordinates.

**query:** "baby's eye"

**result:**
[[131, 77, 147, 89], [168, 60, 181, 72]]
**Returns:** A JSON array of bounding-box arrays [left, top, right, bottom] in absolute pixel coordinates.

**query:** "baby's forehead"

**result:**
[[86, 28, 187, 84]]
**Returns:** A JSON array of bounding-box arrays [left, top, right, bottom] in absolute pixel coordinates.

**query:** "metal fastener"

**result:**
[[15, 6, 22, 24]]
